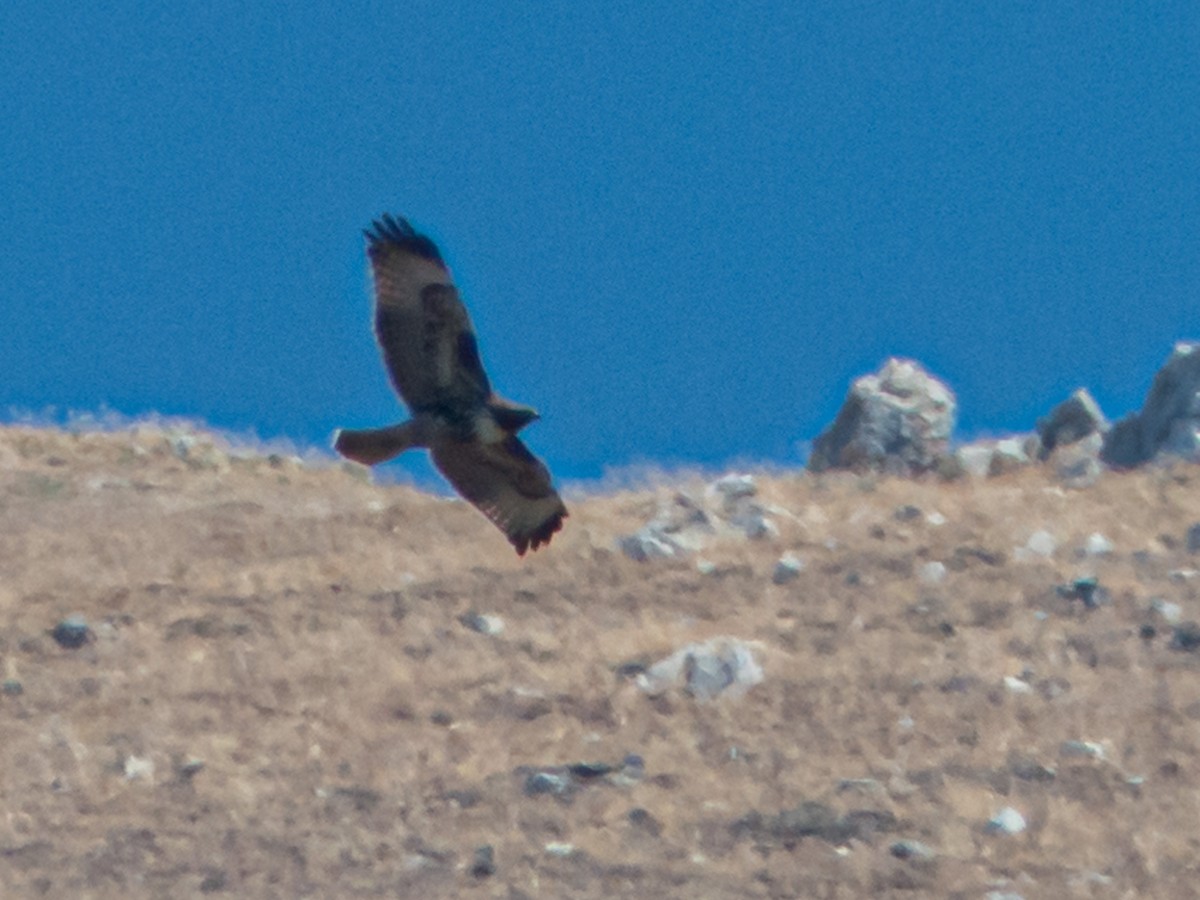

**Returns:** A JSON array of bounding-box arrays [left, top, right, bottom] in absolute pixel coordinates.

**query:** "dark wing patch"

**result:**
[[430, 436, 567, 555], [365, 214, 490, 411]]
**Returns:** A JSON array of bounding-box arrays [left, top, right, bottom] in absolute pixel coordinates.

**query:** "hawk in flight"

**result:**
[[334, 215, 567, 555]]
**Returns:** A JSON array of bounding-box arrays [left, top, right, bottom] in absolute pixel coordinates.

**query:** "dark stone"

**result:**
[[614, 659, 649, 679], [840, 809, 897, 840], [469, 845, 496, 878], [1101, 343, 1200, 468], [890, 839, 936, 862], [1009, 756, 1057, 782], [568, 762, 615, 779], [523, 770, 574, 798], [51, 617, 91, 649], [1187, 523, 1200, 554], [1056, 577, 1108, 609], [1036, 388, 1108, 458], [1170, 622, 1200, 652], [770, 802, 846, 843], [628, 807, 662, 836]]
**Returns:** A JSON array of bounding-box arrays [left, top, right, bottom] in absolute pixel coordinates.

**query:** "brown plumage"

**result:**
[[334, 214, 566, 555]]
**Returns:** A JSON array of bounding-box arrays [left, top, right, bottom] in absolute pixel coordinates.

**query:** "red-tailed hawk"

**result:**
[[334, 215, 567, 555]]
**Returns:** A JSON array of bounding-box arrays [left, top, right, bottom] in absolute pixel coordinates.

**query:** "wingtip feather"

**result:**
[[512, 506, 568, 557], [364, 213, 445, 265]]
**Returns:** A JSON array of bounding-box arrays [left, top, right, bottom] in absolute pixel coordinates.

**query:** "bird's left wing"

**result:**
[[430, 435, 567, 555]]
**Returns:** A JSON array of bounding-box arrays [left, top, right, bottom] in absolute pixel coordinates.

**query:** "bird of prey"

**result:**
[[334, 215, 567, 555]]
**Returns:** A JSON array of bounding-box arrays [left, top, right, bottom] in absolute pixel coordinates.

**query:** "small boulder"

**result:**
[[1037, 388, 1109, 458], [52, 616, 92, 649], [637, 636, 764, 700], [985, 806, 1026, 836], [809, 358, 956, 476], [772, 554, 805, 585]]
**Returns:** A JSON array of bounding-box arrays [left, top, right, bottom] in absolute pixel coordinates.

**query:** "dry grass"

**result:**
[[2, 424, 1200, 898]]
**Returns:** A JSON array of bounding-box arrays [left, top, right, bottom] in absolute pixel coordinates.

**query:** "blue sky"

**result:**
[[3, 3, 1197, 481]]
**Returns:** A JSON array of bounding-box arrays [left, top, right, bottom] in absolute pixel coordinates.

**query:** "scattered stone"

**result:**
[[618, 493, 716, 560], [1060, 740, 1106, 760], [917, 561, 946, 585], [520, 755, 643, 802], [809, 358, 956, 476], [1188, 523, 1200, 554], [926, 510, 947, 526], [893, 504, 922, 522], [772, 554, 805, 585], [2, 679, 23, 696], [1010, 757, 1056, 782], [989, 436, 1034, 476], [1004, 676, 1033, 695], [985, 892, 1026, 900], [1103, 342, 1200, 468], [726, 505, 778, 540], [1083, 533, 1114, 556], [523, 770, 574, 798], [469, 845, 495, 878], [1017, 531, 1057, 561], [707, 473, 757, 504], [985, 806, 1027, 836], [51, 616, 91, 649], [636, 636, 764, 700], [1151, 598, 1183, 625], [123, 755, 154, 781], [735, 801, 896, 847], [836, 778, 884, 795], [459, 611, 504, 636], [1170, 622, 1200, 652], [177, 757, 205, 781], [627, 807, 663, 836], [955, 443, 995, 479], [544, 842, 575, 858], [618, 527, 685, 561], [706, 474, 777, 540], [890, 839, 936, 862], [1037, 388, 1109, 458], [772, 801, 841, 841], [1056, 577, 1109, 609]]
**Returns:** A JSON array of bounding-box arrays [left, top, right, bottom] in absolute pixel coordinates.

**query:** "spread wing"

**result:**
[[365, 215, 491, 412], [430, 435, 567, 555]]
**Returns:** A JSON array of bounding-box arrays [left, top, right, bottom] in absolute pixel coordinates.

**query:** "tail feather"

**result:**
[[333, 423, 421, 466]]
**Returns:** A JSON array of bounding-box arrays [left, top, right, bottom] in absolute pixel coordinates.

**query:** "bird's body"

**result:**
[[334, 215, 566, 555]]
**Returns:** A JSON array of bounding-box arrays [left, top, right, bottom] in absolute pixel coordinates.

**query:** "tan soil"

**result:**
[[2, 424, 1200, 899]]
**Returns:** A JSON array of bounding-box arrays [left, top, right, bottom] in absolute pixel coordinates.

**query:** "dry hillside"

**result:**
[[2, 423, 1200, 898]]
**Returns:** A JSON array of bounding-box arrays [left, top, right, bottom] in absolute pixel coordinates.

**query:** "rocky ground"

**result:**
[[3, 422, 1200, 899]]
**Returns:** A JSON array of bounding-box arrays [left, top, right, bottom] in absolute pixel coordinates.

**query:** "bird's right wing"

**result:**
[[365, 215, 492, 411]]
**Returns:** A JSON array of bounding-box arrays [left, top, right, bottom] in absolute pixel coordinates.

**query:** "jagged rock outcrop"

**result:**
[[809, 358, 956, 476], [1102, 342, 1200, 468], [1037, 388, 1109, 459]]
